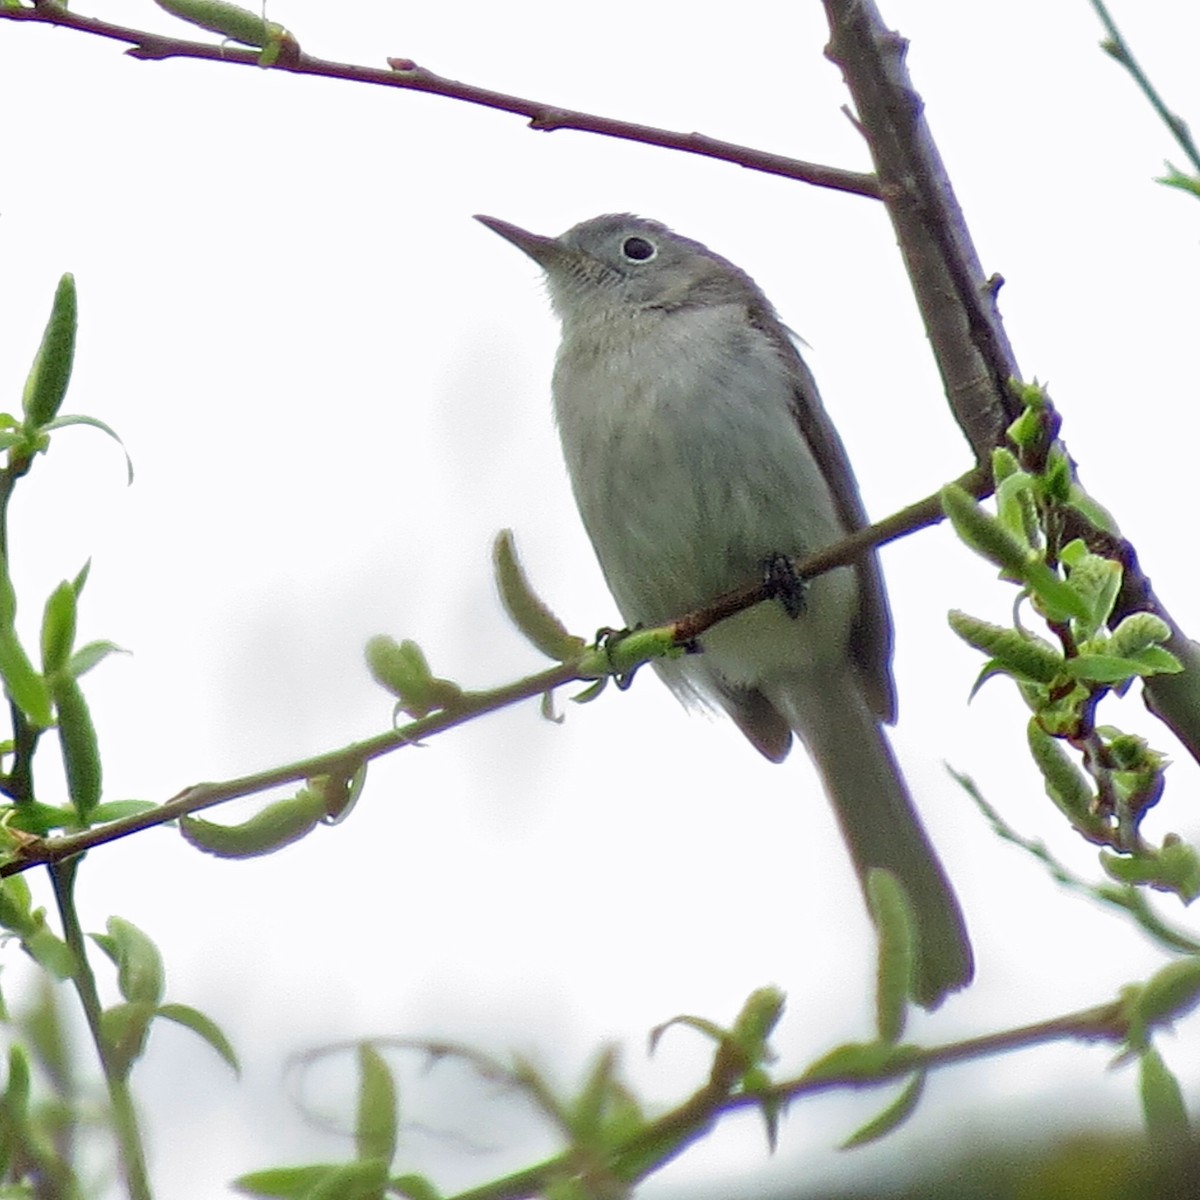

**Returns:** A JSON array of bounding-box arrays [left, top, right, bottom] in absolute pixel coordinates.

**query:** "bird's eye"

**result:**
[[621, 236, 657, 262]]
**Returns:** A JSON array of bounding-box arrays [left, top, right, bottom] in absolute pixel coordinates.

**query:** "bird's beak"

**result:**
[[475, 214, 569, 271]]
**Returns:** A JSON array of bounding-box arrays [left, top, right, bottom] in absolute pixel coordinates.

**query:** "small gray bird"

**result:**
[[477, 213, 972, 1007]]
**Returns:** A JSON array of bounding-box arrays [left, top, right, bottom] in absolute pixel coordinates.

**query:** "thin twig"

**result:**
[[0, 4, 880, 199], [445, 997, 1130, 1200], [1090, 0, 1200, 174]]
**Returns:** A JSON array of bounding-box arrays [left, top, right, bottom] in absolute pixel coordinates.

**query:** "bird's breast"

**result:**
[[551, 305, 851, 636]]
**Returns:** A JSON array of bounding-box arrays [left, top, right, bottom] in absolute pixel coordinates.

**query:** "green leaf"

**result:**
[[364, 635, 463, 718], [5, 799, 75, 836], [0, 877, 35, 935], [2, 1044, 32, 1118], [1026, 719, 1107, 838], [22, 927, 78, 980], [941, 483, 1035, 572], [302, 1159, 389, 1200], [88, 798, 159, 823], [40, 413, 134, 484], [102, 916, 165, 1006], [390, 1176, 444, 1200], [22, 274, 77, 430], [947, 610, 1063, 684], [1157, 165, 1200, 199], [801, 1040, 919, 1083], [232, 1164, 347, 1199], [866, 869, 913, 1041], [99, 1000, 155, 1079], [152, 0, 283, 48], [492, 530, 586, 661], [840, 1071, 927, 1149], [1139, 1046, 1189, 1141], [67, 639, 129, 679], [1125, 957, 1200, 1046], [569, 1046, 618, 1141], [40, 581, 77, 675], [1107, 612, 1172, 658], [1064, 653, 1164, 684], [355, 1043, 397, 1166], [1063, 551, 1122, 637], [157, 1003, 240, 1075], [179, 787, 326, 859], [52, 675, 102, 818], [0, 626, 53, 729]]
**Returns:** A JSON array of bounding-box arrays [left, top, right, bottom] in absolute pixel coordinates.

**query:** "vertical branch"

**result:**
[[50, 862, 153, 1200], [822, 0, 1023, 461], [821, 0, 1200, 762]]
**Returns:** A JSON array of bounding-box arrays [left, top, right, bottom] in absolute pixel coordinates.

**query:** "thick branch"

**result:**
[[822, 0, 1200, 763]]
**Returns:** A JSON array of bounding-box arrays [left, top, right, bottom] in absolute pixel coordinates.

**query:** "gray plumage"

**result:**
[[478, 212, 972, 1007]]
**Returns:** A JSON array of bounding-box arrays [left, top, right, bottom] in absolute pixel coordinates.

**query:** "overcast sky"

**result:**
[[3, 2, 1200, 1197]]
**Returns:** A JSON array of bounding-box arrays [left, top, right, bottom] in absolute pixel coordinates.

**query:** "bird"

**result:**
[[476, 212, 973, 1007]]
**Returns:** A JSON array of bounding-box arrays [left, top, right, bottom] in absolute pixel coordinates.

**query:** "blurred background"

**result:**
[[2, 1, 1199, 1196]]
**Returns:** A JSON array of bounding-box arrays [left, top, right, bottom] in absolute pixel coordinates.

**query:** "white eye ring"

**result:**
[[621, 235, 657, 262]]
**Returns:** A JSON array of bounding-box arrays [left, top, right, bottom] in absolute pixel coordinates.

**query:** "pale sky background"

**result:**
[[2, 2, 1200, 1197]]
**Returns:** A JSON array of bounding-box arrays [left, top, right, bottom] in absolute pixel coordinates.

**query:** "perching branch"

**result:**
[[1, 2, 880, 200], [0, 464, 992, 877]]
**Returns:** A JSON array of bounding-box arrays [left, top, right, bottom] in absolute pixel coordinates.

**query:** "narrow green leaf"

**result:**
[[1022, 558, 1095, 624], [52, 675, 102, 817], [570, 1046, 618, 1141], [153, 0, 280, 47], [0, 629, 53, 728], [356, 1043, 397, 1166], [156, 1003, 240, 1074], [22, 274, 77, 429], [1140, 1047, 1189, 1141], [104, 916, 165, 1006], [40, 581, 77, 675], [492, 530, 586, 661], [801, 1040, 919, 1084], [232, 1164, 346, 1199], [1026, 719, 1106, 837], [1065, 653, 1162, 684], [940, 483, 1034, 572], [179, 787, 326, 859], [3, 1044, 32, 1118], [947, 610, 1063, 683], [840, 1071, 927, 1149], [67, 639, 129, 679], [1123, 645, 1183, 676], [88, 799, 158, 823], [40, 413, 134, 484]]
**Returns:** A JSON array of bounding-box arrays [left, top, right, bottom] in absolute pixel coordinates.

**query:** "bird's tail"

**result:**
[[770, 672, 973, 1008]]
